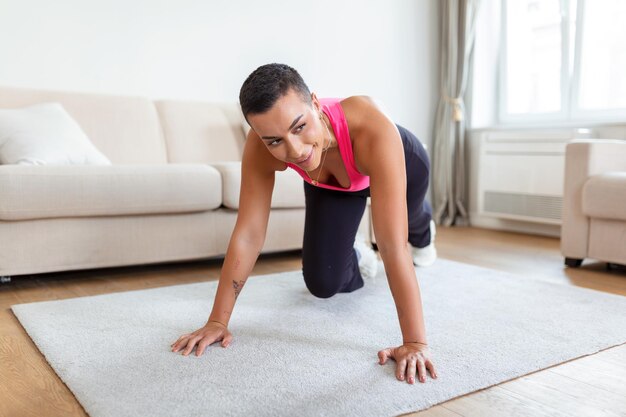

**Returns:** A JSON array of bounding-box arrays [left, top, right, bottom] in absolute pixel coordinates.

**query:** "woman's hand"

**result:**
[[171, 320, 233, 357], [378, 343, 437, 384]]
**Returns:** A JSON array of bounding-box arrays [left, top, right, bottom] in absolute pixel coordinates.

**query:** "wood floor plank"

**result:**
[[0, 308, 26, 336], [498, 369, 626, 417], [442, 386, 572, 417], [408, 404, 465, 417], [0, 288, 19, 305], [547, 355, 626, 397], [0, 334, 86, 417], [592, 351, 626, 369]]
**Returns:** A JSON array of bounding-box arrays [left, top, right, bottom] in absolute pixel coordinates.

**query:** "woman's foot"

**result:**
[[354, 234, 379, 281], [411, 220, 437, 267]]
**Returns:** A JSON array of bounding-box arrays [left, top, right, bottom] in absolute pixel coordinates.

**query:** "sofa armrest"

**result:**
[[561, 139, 626, 259]]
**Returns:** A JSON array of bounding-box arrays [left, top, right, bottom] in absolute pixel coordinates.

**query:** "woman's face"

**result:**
[[247, 89, 327, 171]]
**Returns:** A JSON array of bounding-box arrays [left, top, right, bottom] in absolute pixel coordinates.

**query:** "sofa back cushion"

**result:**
[[156, 100, 246, 163], [0, 86, 167, 164]]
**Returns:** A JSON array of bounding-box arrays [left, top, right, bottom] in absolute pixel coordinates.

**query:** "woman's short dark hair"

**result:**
[[239, 63, 311, 121]]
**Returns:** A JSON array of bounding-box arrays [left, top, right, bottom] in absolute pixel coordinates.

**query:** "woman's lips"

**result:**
[[295, 149, 314, 167]]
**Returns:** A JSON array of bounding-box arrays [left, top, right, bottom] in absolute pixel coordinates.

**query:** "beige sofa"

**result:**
[[0, 86, 371, 279], [561, 139, 626, 267]]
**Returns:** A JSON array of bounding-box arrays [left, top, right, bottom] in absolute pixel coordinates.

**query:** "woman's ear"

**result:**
[[310, 92, 320, 111]]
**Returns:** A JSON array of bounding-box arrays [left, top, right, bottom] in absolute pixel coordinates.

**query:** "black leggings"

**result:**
[[302, 124, 432, 298]]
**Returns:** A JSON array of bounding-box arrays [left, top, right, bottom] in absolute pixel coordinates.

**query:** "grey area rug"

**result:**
[[12, 259, 626, 417]]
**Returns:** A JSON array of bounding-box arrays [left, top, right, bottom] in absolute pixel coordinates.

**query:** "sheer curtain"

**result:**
[[432, 0, 480, 226]]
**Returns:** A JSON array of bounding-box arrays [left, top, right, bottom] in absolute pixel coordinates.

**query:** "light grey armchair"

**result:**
[[561, 139, 626, 267]]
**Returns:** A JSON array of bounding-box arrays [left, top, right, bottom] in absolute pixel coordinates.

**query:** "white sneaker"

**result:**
[[411, 220, 437, 267], [354, 234, 379, 281]]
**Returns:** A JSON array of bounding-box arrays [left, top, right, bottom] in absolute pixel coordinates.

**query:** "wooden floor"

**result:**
[[1, 227, 625, 417]]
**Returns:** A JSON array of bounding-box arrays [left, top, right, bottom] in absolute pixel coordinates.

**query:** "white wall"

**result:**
[[0, 0, 439, 147]]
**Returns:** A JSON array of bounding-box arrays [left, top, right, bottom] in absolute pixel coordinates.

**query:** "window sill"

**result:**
[[471, 119, 626, 132]]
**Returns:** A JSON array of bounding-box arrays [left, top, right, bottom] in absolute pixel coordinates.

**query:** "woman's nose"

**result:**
[[285, 137, 305, 159]]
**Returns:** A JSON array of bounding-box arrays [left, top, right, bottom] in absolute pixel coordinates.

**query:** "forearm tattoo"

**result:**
[[232, 279, 245, 299]]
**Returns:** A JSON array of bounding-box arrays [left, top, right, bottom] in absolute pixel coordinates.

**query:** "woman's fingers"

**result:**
[[221, 332, 233, 348], [379, 346, 437, 383], [406, 358, 417, 384], [171, 334, 189, 348], [396, 358, 407, 381], [378, 348, 394, 365], [182, 336, 202, 356], [195, 337, 216, 357], [416, 358, 428, 383], [173, 322, 233, 356], [171, 335, 191, 352], [425, 359, 438, 379], [170, 334, 189, 347]]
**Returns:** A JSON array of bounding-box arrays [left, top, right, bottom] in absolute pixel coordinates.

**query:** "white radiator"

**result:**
[[477, 129, 591, 225]]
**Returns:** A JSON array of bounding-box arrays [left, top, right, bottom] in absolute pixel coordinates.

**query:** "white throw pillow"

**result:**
[[0, 102, 111, 165]]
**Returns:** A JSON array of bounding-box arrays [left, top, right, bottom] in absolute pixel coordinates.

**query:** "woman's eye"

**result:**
[[294, 123, 306, 133], [270, 139, 282, 146]]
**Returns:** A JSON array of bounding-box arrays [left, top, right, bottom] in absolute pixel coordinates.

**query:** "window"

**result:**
[[500, 0, 626, 123]]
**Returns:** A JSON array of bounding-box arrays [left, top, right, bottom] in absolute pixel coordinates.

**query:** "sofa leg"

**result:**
[[606, 263, 622, 271], [0, 275, 12, 284], [564, 258, 583, 268]]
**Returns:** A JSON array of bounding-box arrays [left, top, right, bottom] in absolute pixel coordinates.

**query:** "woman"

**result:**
[[171, 63, 438, 384]]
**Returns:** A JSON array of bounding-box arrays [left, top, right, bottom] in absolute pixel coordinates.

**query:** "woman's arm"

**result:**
[[172, 130, 283, 356], [368, 137, 428, 344], [350, 98, 427, 345], [208, 130, 284, 326], [348, 97, 436, 383]]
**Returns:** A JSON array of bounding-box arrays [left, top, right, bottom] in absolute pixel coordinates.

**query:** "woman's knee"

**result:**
[[303, 262, 364, 298], [302, 267, 342, 298]]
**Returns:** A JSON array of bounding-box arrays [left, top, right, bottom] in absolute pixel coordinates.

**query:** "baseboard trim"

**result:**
[[469, 213, 561, 238]]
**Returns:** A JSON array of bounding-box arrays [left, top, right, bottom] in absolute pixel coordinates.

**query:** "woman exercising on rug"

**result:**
[[171, 63, 438, 384]]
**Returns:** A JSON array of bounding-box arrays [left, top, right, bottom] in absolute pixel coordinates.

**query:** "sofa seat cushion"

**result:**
[[582, 172, 626, 221], [211, 162, 305, 209], [0, 164, 221, 220]]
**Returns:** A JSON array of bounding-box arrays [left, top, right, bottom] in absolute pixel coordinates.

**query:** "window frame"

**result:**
[[498, 0, 626, 126]]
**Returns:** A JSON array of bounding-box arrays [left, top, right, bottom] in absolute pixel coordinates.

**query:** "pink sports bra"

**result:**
[[286, 98, 370, 192]]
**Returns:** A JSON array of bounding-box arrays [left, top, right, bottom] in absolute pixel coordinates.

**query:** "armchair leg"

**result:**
[[565, 258, 583, 268]]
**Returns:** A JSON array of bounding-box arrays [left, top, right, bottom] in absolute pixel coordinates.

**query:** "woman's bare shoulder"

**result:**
[[340, 95, 377, 116], [340, 95, 391, 134]]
